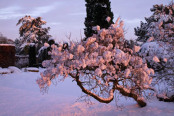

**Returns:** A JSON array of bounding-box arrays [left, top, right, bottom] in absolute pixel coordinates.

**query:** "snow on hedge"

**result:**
[[0, 66, 21, 74]]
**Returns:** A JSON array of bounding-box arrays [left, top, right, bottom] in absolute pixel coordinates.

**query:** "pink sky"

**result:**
[[0, 0, 170, 42]]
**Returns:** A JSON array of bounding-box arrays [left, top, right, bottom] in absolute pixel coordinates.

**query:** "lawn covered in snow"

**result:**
[[0, 68, 173, 116]]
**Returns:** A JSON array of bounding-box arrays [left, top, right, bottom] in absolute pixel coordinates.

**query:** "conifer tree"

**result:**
[[135, 3, 174, 101], [134, 3, 174, 43], [84, 0, 114, 38]]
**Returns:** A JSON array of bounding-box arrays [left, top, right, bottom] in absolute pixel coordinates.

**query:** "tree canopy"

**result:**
[[135, 3, 174, 43], [17, 16, 51, 44], [37, 19, 154, 107], [16, 16, 51, 55]]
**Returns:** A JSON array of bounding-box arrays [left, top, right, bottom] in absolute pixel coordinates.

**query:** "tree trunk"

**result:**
[[29, 45, 36, 67], [116, 85, 147, 107], [70, 73, 147, 107], [157, 94, 174, 102], [70, 73, 115, 103]]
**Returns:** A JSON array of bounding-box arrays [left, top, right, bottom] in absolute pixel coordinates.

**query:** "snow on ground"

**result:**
[[0, 68, 174, 116]]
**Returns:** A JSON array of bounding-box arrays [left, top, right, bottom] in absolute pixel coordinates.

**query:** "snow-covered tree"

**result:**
[[17, 16, 51, 44], [84, 0, 114, 38], [139, 41, 174, 102], [16, 16, 51, 54], [135, 3, 174, 43], [37, 18, 154, 107], [135, 3, 174, 101]]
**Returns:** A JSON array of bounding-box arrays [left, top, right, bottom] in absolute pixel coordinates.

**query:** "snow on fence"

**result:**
[[15, 55, 41, 68], [15, 55, 29, 68], [0, 44, 15, 68]]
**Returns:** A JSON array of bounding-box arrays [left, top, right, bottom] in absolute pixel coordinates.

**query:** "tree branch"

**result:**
[[70, 73, 116, 103], [116, 85, 147, 107]]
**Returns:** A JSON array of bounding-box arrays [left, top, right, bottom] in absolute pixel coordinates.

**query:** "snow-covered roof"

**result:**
[[0, 44, 15, 47]]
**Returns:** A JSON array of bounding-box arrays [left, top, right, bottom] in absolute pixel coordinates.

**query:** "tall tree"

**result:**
[[16, 16, 51, 54], [84, 0, 114, 38]]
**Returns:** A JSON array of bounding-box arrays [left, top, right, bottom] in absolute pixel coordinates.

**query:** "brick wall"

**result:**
[[0, 44, 15, 68]]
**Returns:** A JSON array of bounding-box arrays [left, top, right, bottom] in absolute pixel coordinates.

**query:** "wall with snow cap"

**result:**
[[0, 44, 15, 68]]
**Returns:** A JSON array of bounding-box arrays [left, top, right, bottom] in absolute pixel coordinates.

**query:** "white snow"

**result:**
[[44, 43, 50, 48], [124, 69, 130, 78], [163, 58, 168, 62], [133, 45, 141, 53], [69, 53, 74, 60], [106, 16, 111, 22], [103, 51, 112, 62], [77, 45, 85, 53], [147, 37, 154, 42], [8, 66, 22, 73], [0, 44, 15, 46], [0, 68, 11, 74], [0, 66, 21, 74], [23, 67, 39, 72], [153, 56, 160, 63], [86, 37, 96, 46], [30, 43, 36, 46], [95, 68, 102, 76], [92, 25, 100, 31], [0, 68, 173, 116]]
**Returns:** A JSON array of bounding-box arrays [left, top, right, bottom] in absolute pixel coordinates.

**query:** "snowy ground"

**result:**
[[0, 68, 173, 116]]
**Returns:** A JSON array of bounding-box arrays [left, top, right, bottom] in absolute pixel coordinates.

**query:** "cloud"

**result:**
[[28, 3, 59, 16], [0, 6, 24, 19], [69, 12, 86, 16], [0, 2, 61, 20]]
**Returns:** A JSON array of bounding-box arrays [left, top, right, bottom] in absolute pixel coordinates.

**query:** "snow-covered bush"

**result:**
[[139, 41, 174, 100], [37, 39, 55, 66], [37, 18, 154, 107], [8, 66, 22, 73], [0, 68, 11, 74], [135, 3, 174, 101], [0, 66, 21, 74]]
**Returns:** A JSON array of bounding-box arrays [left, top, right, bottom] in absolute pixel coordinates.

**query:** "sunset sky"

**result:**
[[0, 0, 170, 42]]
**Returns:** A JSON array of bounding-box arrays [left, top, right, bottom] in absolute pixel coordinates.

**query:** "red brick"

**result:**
[[0, 44, 15, 68]]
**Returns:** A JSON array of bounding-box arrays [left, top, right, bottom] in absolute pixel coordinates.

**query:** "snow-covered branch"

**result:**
[[37, 18, 154, 107]]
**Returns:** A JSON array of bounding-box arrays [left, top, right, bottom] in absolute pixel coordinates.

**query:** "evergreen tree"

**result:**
[[134, 3, 174, 43], [135, 3, 174, 102], [84, 0, 114, 38]]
